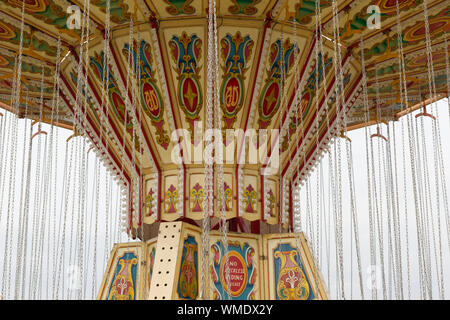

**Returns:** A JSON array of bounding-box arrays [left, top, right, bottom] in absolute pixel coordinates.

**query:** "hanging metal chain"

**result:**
[[330, 0, 346, 299], [359, 34, 377, 300], [393, 0, 428, 300]]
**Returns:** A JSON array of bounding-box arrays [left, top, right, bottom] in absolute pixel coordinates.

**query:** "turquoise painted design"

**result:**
[[258, 38, 298, 129], [273, 243, 314, 300], [295, 1, 332, 25], [107, 252, 138, 300], [211, 241, 256, 300], [228, 0, 261, 16], [164, 0, 196, 15], [123, 40, 169, 149], [0, 0, 81, 37], [92, 0, 131, 24], [169, 32, 203, 136], [285, 52, 333, 135], [220, 32, 254, 129], [177, 235, 199, 299], [89, 51, 133, 133]]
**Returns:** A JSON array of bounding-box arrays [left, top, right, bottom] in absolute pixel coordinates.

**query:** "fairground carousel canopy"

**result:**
[[0, 0, 448, 241], [0, 0, 450, 302]]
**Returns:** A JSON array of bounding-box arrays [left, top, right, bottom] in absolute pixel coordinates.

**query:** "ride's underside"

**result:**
[[0, 0, 448, 236]]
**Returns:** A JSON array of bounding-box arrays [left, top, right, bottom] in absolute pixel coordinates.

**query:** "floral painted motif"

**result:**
[[258, 38, 298, 129], [243, 184, 256, 213], [91, 0, 131, 24], [0, 49, 52, 76], [169, 32, 202, 137], [107, 252, 138, 300], [228, 0, 261, 16], [165, 184, 178, 214], [360, 8, 449, 61], [0, 20, 57, 58], [89, 51, 133, 134], [220, 32, 254, 130], [145, 188, 155, 217], [223, 182, 232, 212], [123, 40, 170, 149], [211, 240, 256, 300], [274, 243, 313, 300], [281, 52, 332, 151], [178, 235, 198, 299], [164, 0, 196, 15], [190, 182, 204, 212]]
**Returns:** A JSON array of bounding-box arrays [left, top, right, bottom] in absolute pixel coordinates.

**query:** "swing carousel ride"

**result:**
[[0, 0, 449, 300]]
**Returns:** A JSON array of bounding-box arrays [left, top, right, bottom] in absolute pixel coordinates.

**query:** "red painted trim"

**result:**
[[290, 73, 362, 183], [281, 50, 352, 176], [109, 43, 162, 173], [280, 37, 317, 126], [60, 73, 135, 232], [236, 165, 240, 217], [260, 37, 317, 169], [151, 19, 188, 218], [59, 75, 129, 183], [229, 218, 238, 232], [108, 42, 166, 222], [237, 217, 250, 233], [260, 174, 265, 222], [157, 171, 162, 221], [183, 168, 186, 218], [250, 220, 260, 234], [138, 176, 143, 226], [172, 216, 200, 228], [70, 50, 139, 174], [237, 18, 270, 164]]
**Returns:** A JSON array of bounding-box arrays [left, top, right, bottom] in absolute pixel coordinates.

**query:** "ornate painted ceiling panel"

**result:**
[[0, 0, 448, 186]]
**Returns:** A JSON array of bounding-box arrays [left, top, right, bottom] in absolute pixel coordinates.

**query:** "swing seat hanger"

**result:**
[[415, 105, 436, 120], [339, 130, 351, 142], [370, 125, 388, 141]]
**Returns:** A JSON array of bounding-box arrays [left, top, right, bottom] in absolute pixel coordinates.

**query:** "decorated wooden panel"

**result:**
[[0, 0, 448, 232], [162, 171, 182, 220], [187, 172, 206, 220], [97, 242, 144, 300], [209, 231, 263, 300], [144, 238, 158, 298], [162, 25, 205, 141], [221, 0, 277, 19], [263, 233, 327, 300], [263, 176, 279, 224], [214, 170, 236, 220], [241, 172, 260, 221], [174, 222, 203, 300], [144, 174, 158, 224], [145, 0, 204, 19]]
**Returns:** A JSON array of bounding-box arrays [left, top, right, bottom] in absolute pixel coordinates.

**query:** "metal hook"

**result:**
[[415, 105, 436, 120], [66, 132, 80, 142], [370, 125, 388, 141], [340, 130, 352, 142], [31, 130, 47, 140]]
